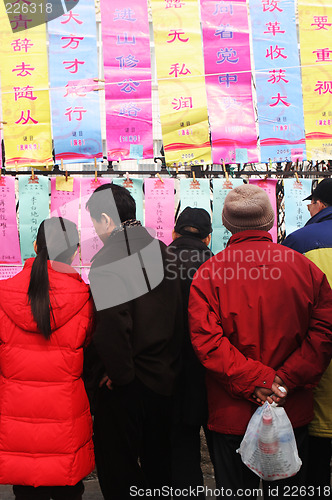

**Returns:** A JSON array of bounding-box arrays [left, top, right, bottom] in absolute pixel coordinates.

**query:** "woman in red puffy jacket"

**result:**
[[0, 217, 95, 500]]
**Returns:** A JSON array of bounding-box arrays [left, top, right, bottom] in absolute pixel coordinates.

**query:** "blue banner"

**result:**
[[211, 178, 243, 253], [283, 178, 312, 237], [113, 177, 144, 224], [18, 175, 49, 262], [48, 0, 103, 163], [249, 0, 306, 163], [180, 178, 211, 214]]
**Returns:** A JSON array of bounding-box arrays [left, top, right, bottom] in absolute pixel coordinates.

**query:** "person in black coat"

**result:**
[[84, 183, 183, 500], [168, 207, 215, 499]]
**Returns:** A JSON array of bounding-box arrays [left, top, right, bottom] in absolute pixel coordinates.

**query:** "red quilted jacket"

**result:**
[[0, 259, 95, 487], [189, 231, 332, 435]]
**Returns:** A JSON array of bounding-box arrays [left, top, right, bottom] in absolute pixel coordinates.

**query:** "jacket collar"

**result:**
[[305, 205, 332, 226], [227, 230, 273, 247]]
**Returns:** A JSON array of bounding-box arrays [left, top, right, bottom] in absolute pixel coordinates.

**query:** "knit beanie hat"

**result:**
[[222, 184, 275, 234]]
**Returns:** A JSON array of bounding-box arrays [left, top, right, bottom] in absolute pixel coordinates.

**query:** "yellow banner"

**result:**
[[0, 4, 53, 169], [298, 1, 332, 160], [151, 0, 212, 168]]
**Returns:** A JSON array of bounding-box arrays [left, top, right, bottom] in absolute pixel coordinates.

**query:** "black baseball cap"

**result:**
[[303, 178, 332, 205], [174, 207, 212, 239]]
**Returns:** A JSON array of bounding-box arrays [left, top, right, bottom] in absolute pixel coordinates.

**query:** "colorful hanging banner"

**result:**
[[113, 177, 144, 224], [50, 176, 80, 267], [48, 0, 103, 163], [211, 178, 243, 253], [249, 178, 278, 242], [151, 0, 212, 167], [80, 177, 111, 266], [249, 0, 306, 163], [0, 3, 53, 168], [298, 1, 332, 160], [201, 0, 258, 164], [0, 266, 23, 280], [283, 178, 312, 236], [18, 175, 49, 261], [144, 178, 175, 245], [0, 176, 21, 264], [180, 178, 211, 213], [101, 0, 153, 161]]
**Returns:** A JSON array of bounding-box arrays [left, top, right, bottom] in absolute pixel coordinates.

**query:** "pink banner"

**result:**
[[101, 0, 153, 161], [249, 178, 278, 242], [80, 177, 111, 265], [0, 176, 21, 264], [0, 266, 23, 280], [144, 178, 175, 246], [50, 177, 80, 266], [201, 0, 258, 164]]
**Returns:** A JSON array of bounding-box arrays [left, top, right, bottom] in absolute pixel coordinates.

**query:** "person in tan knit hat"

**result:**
[[188, 182, 332, 499], [222, 183, 275, 234]]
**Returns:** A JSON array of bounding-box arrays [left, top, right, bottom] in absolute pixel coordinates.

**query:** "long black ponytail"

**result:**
[[28, 217, 79, 339]]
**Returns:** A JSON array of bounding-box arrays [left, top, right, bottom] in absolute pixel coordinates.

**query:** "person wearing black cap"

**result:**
[[282, 177, 332, 490], [168, 207, 215, 499]]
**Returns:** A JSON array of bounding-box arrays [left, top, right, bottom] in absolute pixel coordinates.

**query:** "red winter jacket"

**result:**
[[189, 231, 332, 435], [0, 259, 95, 487]]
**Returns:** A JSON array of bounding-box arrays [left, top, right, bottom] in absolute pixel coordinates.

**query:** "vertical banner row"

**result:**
[[151, 0, 212, 168], [18, 175, 49, 261], [144, 178, 175, 245], [48, 0, 103, 163], [0, 3, 53, 168], [201, 0, 258, 165], [101, 0, 153, 161], [283, 178, 311, 236], [298, 1, 332, 160], [249, 0, 306, 163], [211, 178, 243, 254]]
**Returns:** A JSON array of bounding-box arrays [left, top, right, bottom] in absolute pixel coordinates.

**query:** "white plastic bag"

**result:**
[[237, 401, 302, 481]]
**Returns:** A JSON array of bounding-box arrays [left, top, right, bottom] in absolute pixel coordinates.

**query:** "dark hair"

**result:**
[[86, 183, 136, 223], [28, 217, 79, 340]]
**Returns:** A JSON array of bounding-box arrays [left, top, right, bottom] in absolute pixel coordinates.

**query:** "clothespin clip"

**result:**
[[156, 173, 164, 183], [65, 169, 68, 182], [94, 157, 98, 182], [192, 170, 198, 183], [0, 121, 7, 124], [126, 171, 130, 182], [31, 167, 35, 180], [295, 171, 300, 183], [269, 158, 272, 170], [61, 158, 64, 171], [222, 160, 229, 182]]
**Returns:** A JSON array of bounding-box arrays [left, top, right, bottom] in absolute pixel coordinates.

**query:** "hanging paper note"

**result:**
[[211, 178, 243, 253], [151, 0, 212, 167], [80, 177, 111, 266], [249, 0, 306, 163], [0, 266, 23, 280], [101, 0, 153, 161], [0, 3, 53, 169], [144, 178, 175, 245], [180, 178, 211, 214], [249, 178, 278, 242], [298, 1, 332, 160], [201, 0, 258, 164], [48, 0, 103, 163], [283, 178, 312, 237], [113, 177, 144, 224], [18, 175, 49, 261], [0, 176, 21, 264]]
